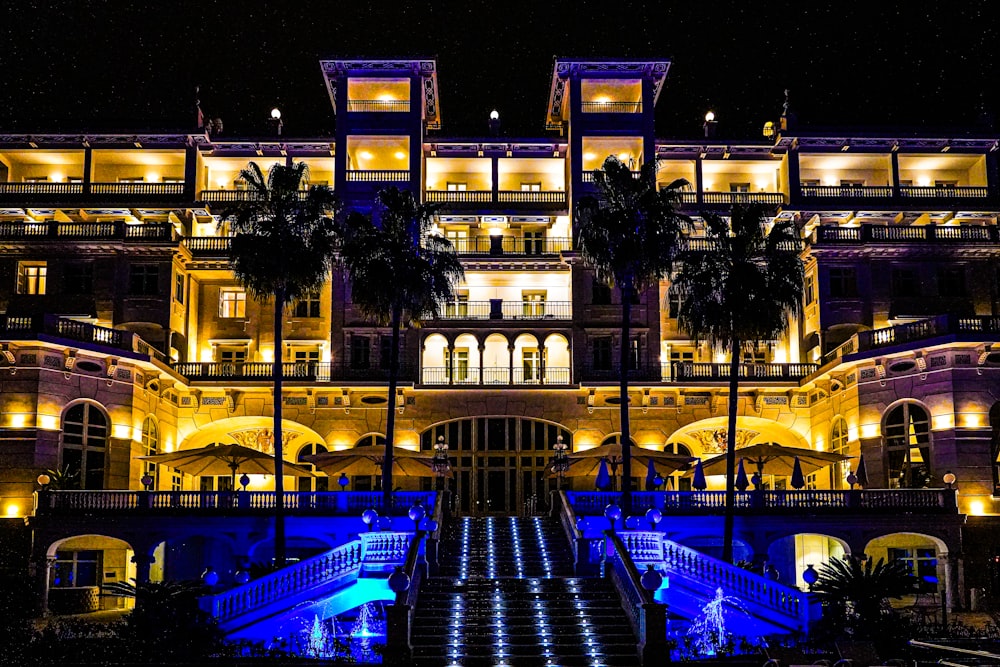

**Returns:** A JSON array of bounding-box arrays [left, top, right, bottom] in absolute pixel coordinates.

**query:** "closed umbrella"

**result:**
[[644, 458, 657, 491], [139, 443, 315, 486], [790, 456, 806, 489], [692, 459, 707, 491], [855, 454, 869, 488], [595, 459, 612, 491], [735, 459, 750, 492]]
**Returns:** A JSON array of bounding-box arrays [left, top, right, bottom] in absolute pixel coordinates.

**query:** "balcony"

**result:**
[[345, 99, 410, 113], [433, 300, 572, 321], [701, 192, 785, 206], [346, 170, 410, 182], [812, 223, 998, 245], [0, 220, 176, 242], [171, 361, 415, 383], [671, 362, 817, 382], [829, 314, 1000, 360], [497, 190, 567, 206], [182, 236, 233, 256], [0, 182, 85, 196], [899, 185, 989, 199], [567, 489, 958, 516], [800, 185, 893, 198], [0, 314, 167, 362], [425, 190, 492, 206], [90, 182, 185, 196], [199, 190, 312, 204], [424, 189, 568, 211], [421, 366, 571, 386], [447, 236, 572, 256]]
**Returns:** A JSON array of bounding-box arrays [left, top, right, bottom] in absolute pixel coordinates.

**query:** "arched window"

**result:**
[[884, 402, 931, 488], [665, 442, 693, 457], [297, 443, 329, 492], [830, 416, 849, 489], [601, 434, 636, 447], [61, 403, 108, 490], [356, 434, 386, 447], [141, 416, 159, 489], [990, 403, 1000, 492]]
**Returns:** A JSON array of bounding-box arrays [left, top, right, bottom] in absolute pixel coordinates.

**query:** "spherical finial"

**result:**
[[640, 564, 663, 592], [943, 471, 957, 486], [646, 508, 663, 527], [37, 473, 51, 487], [362, 508, 379, 526], [704, 110, 716, 123], [201, 567, 219, 586], [490, 109, 500, 121], [388, 565, 410, 593], [234, 570, 250, 585], [270, 107, 282, 120]]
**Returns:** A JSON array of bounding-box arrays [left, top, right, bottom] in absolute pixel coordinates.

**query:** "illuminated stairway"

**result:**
[[412, 516, 638, 666]]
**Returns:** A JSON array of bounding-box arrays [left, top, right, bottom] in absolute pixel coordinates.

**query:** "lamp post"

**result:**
[[488, 109, 500, 136], [604, 503, 622, 532], [338, 473, 350, 491], [270, 107, 283, 136], [550, 435, 569, 490], [431, 435, 451, 493], [703, 110, 718, 138]]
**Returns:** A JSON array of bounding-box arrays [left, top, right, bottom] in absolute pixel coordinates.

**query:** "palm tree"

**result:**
[[339, 187, 464, 512], [811, 556, 914, 637], [223, 161, 339, 567], [672, 203, 804, 562], [576, 155, 688, 514]]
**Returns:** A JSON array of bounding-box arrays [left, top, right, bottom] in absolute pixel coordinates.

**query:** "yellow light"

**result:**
[[704, 111, 715, 123], [860, 423, 879, 439], [200, 348, 213, 362], [146, 172, 160, 183], [113, 424, 132, 439], [574, 443, 597, 453], [970, 500, 986, 516], [378, 93, 394, 101], [488, 226, 504, 237], [704, 182, 714, 191], [38, 414, 58, 430], [917, 175, 931, 187], [583, 152, 596, 161], [51, 172, 64, 183], [814, 435, 824, 451], [596, 96, 611, 104], [617, 153, 629, 162], [261, 348, 274, 363], [163, 437, 175, 453], [216, 178, 228, 189], [4, 504, 19, 518], [8, 414, 26, 428], [961, 413, 985, 429], [822, 174, 837, 186], [932, 414, 954, 430], [359, 151, 373, 160], [394, 151, 406, 160]]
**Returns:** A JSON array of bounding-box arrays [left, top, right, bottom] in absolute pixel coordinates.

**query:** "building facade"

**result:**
[[1, 58, 998, 609]]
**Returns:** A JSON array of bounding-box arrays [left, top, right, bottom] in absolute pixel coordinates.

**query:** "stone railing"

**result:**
[[800, 185, 893, 198], [34, 490, 436, 515], [813, 223, 998, 245], [702, 192, 785, 205], [606, 530, 667, 663], [0, 220, 175, 242], [0, 314, 166, 362], [566, 489, 958, 516], [825, 315, 1000, 362], [431, 300, 571, 320], [672, 362, 817, 382], [346, 170, 410, 182]]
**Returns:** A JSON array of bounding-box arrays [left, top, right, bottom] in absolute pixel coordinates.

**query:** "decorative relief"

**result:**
[[284, 396, 308, 406], [859, 368, 878, 380], [687, 429, 760, 455], [43, 355, 62, 369], [929, 356, 947, 368], [228, 428, 300, 456], [955, 354, 972, 365]]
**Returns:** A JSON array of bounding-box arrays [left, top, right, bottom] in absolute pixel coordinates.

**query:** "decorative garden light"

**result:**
[[645, 507, 663, 530], [943, 471, 957, 489], [604, 503, 622, 532], [408, 502, 426, 530], [201, 566, 219, 586], [234, 569, 250, 585], [550, 435, 570, 489], [802, 563, 819, 591], [140, 474, 154, 490], [239, 473, 250, 490], [36, 473, 50, 487], [338, 473, 350, 491], [362, 508, 379, 532], [387, 565, 410, 593]]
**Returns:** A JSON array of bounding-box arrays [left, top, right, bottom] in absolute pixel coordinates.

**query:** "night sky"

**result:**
[[0, 2, 995, 140]]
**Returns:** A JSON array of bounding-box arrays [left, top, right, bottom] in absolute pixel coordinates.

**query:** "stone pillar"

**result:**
[[508, 344, 515, 385], [478, 343, 485, 386], [33, 555, 56, 615], [447, 341, 454, 386], [638, 602, 667, 666], [943, 552, 963, 610], [131, 552, 155, 584]]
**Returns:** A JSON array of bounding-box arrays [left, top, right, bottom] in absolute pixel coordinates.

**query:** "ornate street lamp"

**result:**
[[431, 435, 451, 492], [550, 435, 570, 490]]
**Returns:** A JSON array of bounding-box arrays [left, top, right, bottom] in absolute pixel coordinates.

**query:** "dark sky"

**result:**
[[1, 2, 995, 140]]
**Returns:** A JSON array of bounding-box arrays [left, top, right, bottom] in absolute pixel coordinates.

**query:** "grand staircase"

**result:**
[[411, 516, 639, 666]]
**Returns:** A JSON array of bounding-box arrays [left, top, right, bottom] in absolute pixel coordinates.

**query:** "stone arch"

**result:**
[[512, 332, 540, 383], [766, 532, 851, 589], [421, 333, 449, 384], [453, 333, 480, 384], [43, 533, 136, 613], [177, 416, 326, 462], [864, 531, 955, 602], [881, 399, 933, 488], [483, 332, 511, 384], [60, 400, 111, 490], [667, 415, 811, 458], [543, 332, 571, 384]]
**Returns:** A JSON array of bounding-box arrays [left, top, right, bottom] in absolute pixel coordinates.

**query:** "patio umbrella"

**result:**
[[302, 445, 451, 479], [644, 458, 657, 491], [735, 459, 750, 492], [692, 459, 707, 491], [567, 443, 693, 476], [855, 453, 869, 488], [595, 459, 612, 491], [139, 443, 315, 486], [698, 442, 847, 480], [790, 456, 806, 489]]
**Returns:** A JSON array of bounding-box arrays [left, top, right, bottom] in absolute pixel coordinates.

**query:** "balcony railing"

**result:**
[[672, 362, 818, 382], [447, 236, 572, 255], [421, 366, 572, 386], [579, 364, 667, 383], [0, 221, 175, 242], [346, 170, 410, 182], [171, 361, 415, 383], [433, 300, 572, 321], [702, 192, 785, 205], [425, 190, 492, 203], [34, 490, 436, 515], [582, 171, 642, 183], [0, 314, 167, 362], [813, 223, 997, 245], [90, 182, 185, 196], [800, 185, 893, 198], [899, 185, 989, 198], [0, 182, 85, 195], [496, 190, 567, 205], [567, 489, 958, 515], [182, 236, 233, 254], [580, 101, 642, 113], [346, 99, 410, 112]]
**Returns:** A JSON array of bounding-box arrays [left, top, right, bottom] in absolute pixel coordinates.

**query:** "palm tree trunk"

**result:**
[[722, 337, 741, 564], [619, 283, 632, 516], [383, 305, 402, 515], [272, 287, 286, 568]]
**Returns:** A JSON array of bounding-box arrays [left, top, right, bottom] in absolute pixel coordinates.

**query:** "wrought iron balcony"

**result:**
[[567, 489, 958, 515], [447, 236, 572, 256], [432, 300, 572, 321], [812, 223, 998, 245], [828, 314, 1000, 360], [171, 361, 415, 383], [421, 366, 571, 386], [0, 314, 167, 362]]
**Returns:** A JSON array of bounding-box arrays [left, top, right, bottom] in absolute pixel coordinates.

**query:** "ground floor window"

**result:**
[[52, 550, 101, 587], [888, 546, 938, 592]]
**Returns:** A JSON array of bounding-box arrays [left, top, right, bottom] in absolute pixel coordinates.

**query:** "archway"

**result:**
[[543, 333, 571, 384], [421, 333, 448, 384], [45, 534, 134, 614], [483, 333, 510, 384], [767, 533, 849, 590]]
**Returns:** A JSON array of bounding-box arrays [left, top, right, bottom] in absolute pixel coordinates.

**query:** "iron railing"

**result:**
[[432, 300, 571, 320], [0, 182, 85, 195], [420, 366, 572, 386], [899, 185, 988, 198], [446, 236, 572, 255], [346, 99, 410, 112]]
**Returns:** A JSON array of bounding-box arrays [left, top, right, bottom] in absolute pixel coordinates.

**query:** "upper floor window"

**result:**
[[667, 286, 684, 318], [891, 267, 920, 298], [520, 183, 541, 192], [64, 263, 93, 296], [937, 266, 966, 297], [288, 344, 321, 363], [61, 403, 108, 490], [216, 346, 247, 364], [380, 336, 393, 370], [17, 261, 47, 295], [730, 183, 751, 193], [297, 442, 329, 492], [592, 279, 612, 305], [351, 336, 371, 369], [219, 289, 247, 318], [174, 272, 185, 303], [446, 182, 467, 191], [830, 416, 850, 489], [884, 402, 931, 489], [141, 416, 159, 489], [804, 273, 815, 306], [294, 291, 322, 318], [129, 264, 160, 296], [828, 267, 858, 298], [592, 336, 612, 370]]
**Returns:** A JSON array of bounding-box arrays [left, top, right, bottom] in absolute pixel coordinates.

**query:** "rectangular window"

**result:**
[[729, 183, 751, 193], [174, 272, 185, 303], [216, 347, 247, 364], [828, 267, 858, 298], [118, 177, 145, 183], [937, 266, 966, 297], [219, 289, 247, 318], [290, 347, 320, 363], [935, 180, 959, 189], [445, 292, 469, 318], [294, 291, 321, 318], [522, 348, 541, 382], [520, 183, 541, 192], [16, 262, 47, 295], [804, 273, 815, 306], [670, 349, 694, 364], [52, 550, 101, 588], [128, 264, 159, 296], [63, 263, 93, 295], [24, 176, 48, 183], [891, 267, 920, 298], [523, 230, 544, 255], [741, 346, 767, 364], [522, 291, 546, 317], [668, 288, 683, 318], [592, 337, 612, 370], [446, 182, 467, 191], [888, 547, 938, 592], [592, 279, 612, 305], [629, 338, 641, 369], [351, 336, 371, 369]]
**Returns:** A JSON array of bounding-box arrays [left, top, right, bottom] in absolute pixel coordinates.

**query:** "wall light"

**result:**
[[38, 414, 58, 430], [359, 151, 373, 160], [4, 503, 19, 518], [394, 151, 406, 160], [969, 500, 986, 516]]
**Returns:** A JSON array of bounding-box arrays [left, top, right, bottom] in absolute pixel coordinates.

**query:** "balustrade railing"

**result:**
[[702, 192, 785, 205], [346, 99, 410, 112], [496, 190, 567, 204], [346, 170, 410, 182], [566, 489, 957, 515], [0, 182, 85, 195], [580, 101, 642, 113], [0, 221, 174, 242], [182, 236, 233, 254], [672, 362, 817, 382], [425, 190, 492, 203], [171, 361, 414, 383], [800, 184, 893, 198], [90, 182, 185, 196], [0, 314, 164, 361], [35, 490, 435, 515], [420, 365, 571, 386], [899, 185, 989, 198], [582, 170, 642, 183]]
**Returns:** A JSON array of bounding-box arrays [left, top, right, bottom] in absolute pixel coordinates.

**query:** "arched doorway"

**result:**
[[421, 418, 572, 516]]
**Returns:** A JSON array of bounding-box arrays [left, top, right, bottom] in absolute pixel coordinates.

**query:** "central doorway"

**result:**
[[421, 418, 572, 516]]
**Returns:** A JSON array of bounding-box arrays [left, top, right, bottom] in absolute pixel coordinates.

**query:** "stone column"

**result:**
[[131, 551, 155, 584], [447, 341, 454, 385], [508, 344, 515, 385], [33, 555, 56, 616], [943, 552, 963, 611], [478, 342, 485, 386]]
